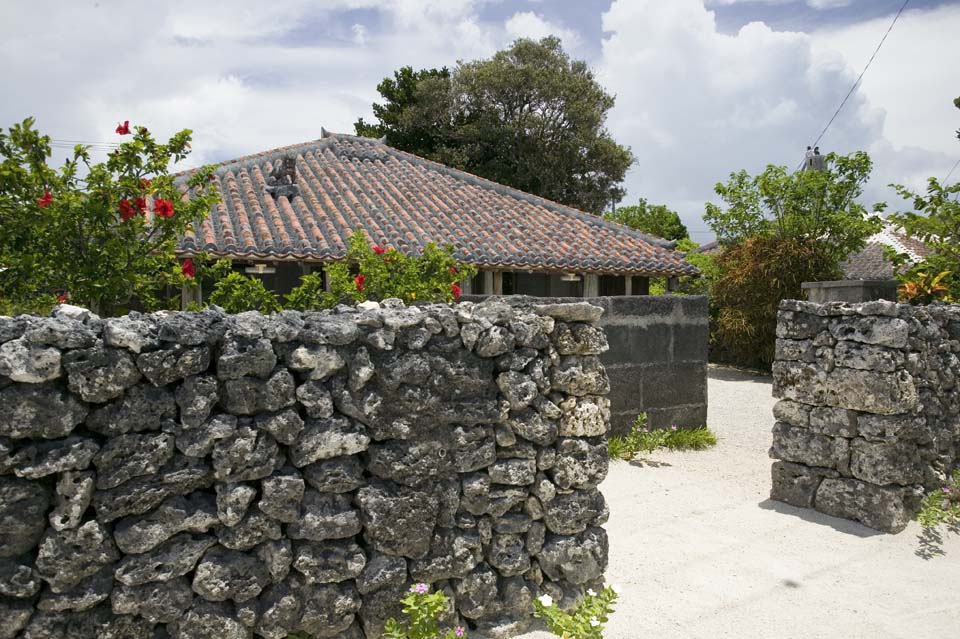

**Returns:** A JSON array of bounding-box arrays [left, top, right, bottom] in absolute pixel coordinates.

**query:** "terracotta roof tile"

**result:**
[[177, 133, 698, 277]]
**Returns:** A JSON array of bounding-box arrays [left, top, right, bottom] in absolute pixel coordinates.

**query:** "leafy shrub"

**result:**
[[383, 583, 465, 639], [898, 270, 954, 305], [284, 272, 328, 311], [533, 585, 618, 639], [208, 272, 281, 314], [710, 236, 837, 370], [918, 471, 960, 530]]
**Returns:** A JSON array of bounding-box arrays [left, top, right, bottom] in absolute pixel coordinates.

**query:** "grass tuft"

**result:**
[[608, 413, 718, 461]]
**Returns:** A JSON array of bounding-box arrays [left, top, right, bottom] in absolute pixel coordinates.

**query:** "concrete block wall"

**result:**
[[464, 295, 709, 436], [770, 299, 960, 532]]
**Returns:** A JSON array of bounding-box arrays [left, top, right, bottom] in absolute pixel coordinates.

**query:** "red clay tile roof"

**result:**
[[177, 133, 698, 277]]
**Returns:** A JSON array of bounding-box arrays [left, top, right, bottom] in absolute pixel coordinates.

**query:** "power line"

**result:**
[[797, 0, 910, 169], [943, 158, 960, 184]]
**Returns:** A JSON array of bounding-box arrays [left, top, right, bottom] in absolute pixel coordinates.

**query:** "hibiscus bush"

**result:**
[[286, 231, 476, 309], [0, 117, 218, 315]]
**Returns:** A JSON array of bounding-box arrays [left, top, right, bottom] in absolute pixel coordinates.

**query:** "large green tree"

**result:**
[[354, 37, 634, 213], [604, 198, 689, 240], [0, 118, 217, 315]]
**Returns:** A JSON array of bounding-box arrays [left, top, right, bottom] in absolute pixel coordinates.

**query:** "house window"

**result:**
[[599, 275, 625, 296]]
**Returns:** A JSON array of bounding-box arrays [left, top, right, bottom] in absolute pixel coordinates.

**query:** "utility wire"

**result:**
[[943, 158, 960, 184], [796, 0, 910, 170]]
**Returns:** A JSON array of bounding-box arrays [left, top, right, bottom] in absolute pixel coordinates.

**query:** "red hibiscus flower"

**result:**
[[140, 178, 152, 191], [181, 259, 195, 279], [118, 199, 136, 222], [56, 292, 69, 303], [154, 198, 174, 218], [449, 266, 457, 274], [134, 197, 147, 214], [372, 246, 386, 255], [354, 273, 365, 293], [451, 283, 462, 301], [38, 190, 53, 208], [116, 120, 131, 135]]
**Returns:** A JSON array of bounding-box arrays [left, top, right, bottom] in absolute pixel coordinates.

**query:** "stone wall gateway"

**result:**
[[0, 300, 611, 638], [770, 299, 960, 533]]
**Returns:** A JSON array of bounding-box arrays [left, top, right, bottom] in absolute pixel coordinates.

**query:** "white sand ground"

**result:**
[[515, 366, 960, 639]]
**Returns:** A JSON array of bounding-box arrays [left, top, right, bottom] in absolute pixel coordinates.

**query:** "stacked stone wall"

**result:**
[[770, 299, 960, 532], [0, 299, 611, 638]]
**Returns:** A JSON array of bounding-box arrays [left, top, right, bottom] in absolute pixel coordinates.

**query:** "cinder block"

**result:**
[[672, 324, 708, 362], [646, 404, 707, 430], [641, 363, 707, 409]]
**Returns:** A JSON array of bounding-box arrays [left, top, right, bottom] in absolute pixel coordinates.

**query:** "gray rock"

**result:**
[[543, 489, 607, 535], [36, 521, 119, 592], [212, 425, 280, 483], [217, 337, 277, 380], [849, 438, 924, 486], [550, 438, 608, 490], [256, 539, 293, 583], [537, 527, 608, 584], [92, 456, 213, 522], [287, 490, 361, 541], [296, 582, 362, 638], [857, 413, 927, 441], [17, 604, 155, 639], [550, 356, 610, 396], [289, 416, 370, 467], [173, 600, 252, 639], [0, 596, 38, 638], [772, 399, 811, 428], [177, 413, 236, 457], [487, 459, 536, 486], [25, 317, 97, 349], [486, 533, 529, 577], [216, 483, 258, 527], [192, 546, 270, 603], [302, 456, 365, 493], [808, 406, 858, 438], [553, 323, 608, 355], [155, 308, 225, 345], [292, 539, 366, 584], [356, 551, 407, 594], [254, 409, 304, 446], [770, 461, 837, 509], [0, 316, 27, 344], [409, 528, 482, 581], [175, 375, 220, 428], [533, 302, 603, 323], [367, 438, 453, 487], [0, 337, 61, 383], [0, 477, 51, 558], [64, 345, 141, 402], [815, 478, 923, 533], [0, 383, 87, 439], [558, 395, 609, 437], [451, 424, 496, 473], [255, 576, 305, 639], [773, 361, 918, 415], [295, 381, 335, 419], [37, 566, 114, 612], [829, 316, 909, 348], [526, 522, 546, 555], [497, 371, 538, 411], [86, 383, 177, 436], [507, 409, 558, 446], [300, 314, 360, 345], [136, 344, 210, 387], [454, 563, 499, 620], [493, 513, 533, 534], [221, 369, 296, 415], [0, 556, 41, 598], [111, 576, 194, 623], [476, 326, 516, 358], [103, 313, 159, 353], [94, 432, 175, 489], [769, 422, 848, 470], [286, 345, 345, 380], [259, 468, 305, 523], [114, 533, 216, 585], [357, 481, 439, 558], [358, 582, 408, 638], [114, 493, 219, 553], [833, 340, 904, 372], [14, 436, 99, 479], [218, 510, 283, 551]]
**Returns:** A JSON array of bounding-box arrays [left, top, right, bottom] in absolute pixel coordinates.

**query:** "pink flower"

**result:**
[[410, 583, 429, 594], [455, 627, 465, 637], [354, 273, 365, 293], [181, 259, 195, 279], [372, 246, 386, 255], [670, 425, 678, 431], [153, 198, 174, 218], [944, 487, 952, 494], [38, 190, 53, 208], [116, 120, 131, 135]]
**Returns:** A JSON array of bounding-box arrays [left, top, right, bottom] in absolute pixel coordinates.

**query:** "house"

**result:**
[[176, 131, 697, 300], [839, 222, 933, 280]]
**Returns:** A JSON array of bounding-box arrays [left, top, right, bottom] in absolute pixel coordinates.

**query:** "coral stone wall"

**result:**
[[770, 299, 960, 532], [0, 300, 611, 639]]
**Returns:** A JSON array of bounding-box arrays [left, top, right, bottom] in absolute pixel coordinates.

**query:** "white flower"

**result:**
[[586, 588, 597, 597], [589, 617, 601, 627], [537, 594, 554, 608]]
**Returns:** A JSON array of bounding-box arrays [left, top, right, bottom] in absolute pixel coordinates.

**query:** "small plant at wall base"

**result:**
[[917, 471, 960, 531], [383, 583, 465, 639], [608, 414, 717, 461], [533, 585, 618, 639]]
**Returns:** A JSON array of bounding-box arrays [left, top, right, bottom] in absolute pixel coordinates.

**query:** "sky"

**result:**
[[1, 0, 958, 243]]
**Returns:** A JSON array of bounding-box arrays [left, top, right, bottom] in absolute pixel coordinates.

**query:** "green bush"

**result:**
[[383, 583, 465, 639], [533, 585, 618, 639], [608, 414, 717, 461], [207, 272, 281, 314], [918, 471, 960, 530]]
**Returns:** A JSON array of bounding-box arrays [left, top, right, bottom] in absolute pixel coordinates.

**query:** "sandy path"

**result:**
[[515, 366, 960, 639]]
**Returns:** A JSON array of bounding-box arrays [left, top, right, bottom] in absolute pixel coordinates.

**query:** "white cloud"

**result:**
[[351, 23, 369, 45], [705, 0, 852, 8], [504, 11, 581, 49], [597, 0, 957, 238]]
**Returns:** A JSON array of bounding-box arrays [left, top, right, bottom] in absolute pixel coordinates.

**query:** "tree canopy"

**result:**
[[604, 198, 689, 240], [354, 37, 634, 214]]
